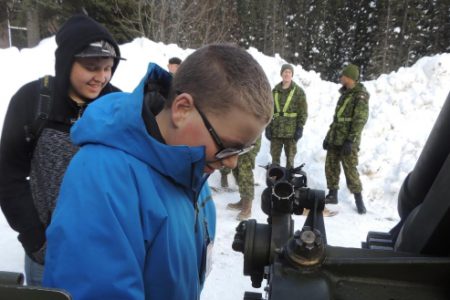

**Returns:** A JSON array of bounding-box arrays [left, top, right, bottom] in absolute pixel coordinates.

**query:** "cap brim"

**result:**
[[74, 53, 126, 60]]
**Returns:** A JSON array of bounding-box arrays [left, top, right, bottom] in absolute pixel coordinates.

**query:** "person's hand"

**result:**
[[31, 242, 46, 265], [322, 139, 328, 150], [294, 126, 303, 141], [341, 140, 353, 156], [265, 127, 272, 141]]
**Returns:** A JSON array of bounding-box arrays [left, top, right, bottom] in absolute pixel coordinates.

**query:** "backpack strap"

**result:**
[[25, 76, 53, 144]]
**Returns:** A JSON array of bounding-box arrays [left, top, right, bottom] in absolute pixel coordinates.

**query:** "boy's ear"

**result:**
[[170, 93, 195, 128]]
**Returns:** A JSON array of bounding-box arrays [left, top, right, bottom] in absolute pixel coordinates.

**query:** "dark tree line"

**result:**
[[1, 0, 449, 80]]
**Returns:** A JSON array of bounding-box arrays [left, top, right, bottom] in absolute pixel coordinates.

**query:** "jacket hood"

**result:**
[[54, 14, 122, 101], [70, 63, 206, 190]]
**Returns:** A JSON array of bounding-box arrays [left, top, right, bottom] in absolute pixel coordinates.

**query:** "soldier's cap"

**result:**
[[341, 64, 359, 81], [280, 64, 294, 75], [74, 40, 125, 60]]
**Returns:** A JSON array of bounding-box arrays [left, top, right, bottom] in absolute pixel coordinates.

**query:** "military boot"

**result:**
[[221, 173, 229, 188], [227, 199, 242, 211], [325, 189, 338, 204], [354, 193, 367, 214], [236, 198, 252, 221]]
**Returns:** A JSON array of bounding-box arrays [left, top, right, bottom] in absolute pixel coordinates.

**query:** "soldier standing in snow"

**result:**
[[323, 64, 369, 214], [0, 14, 123, 285], [265, 64, 308, 169], [221, 136, 261, 220]]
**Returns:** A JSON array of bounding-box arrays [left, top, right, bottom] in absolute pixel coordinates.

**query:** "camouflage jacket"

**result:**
[[250, 135, 262, 159], [222, 135, 261, 174], [268, 81, 308, 138], [325, 83, 369, 147]]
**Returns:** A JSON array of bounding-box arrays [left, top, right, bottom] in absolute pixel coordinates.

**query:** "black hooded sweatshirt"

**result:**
[[0, 15, 122, 261]]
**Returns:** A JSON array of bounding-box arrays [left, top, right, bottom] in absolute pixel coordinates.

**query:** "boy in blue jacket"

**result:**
[[43, 44, 274, 299]]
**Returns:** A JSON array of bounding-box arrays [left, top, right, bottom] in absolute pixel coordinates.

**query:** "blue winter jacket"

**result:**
[[43, 63, 216, 300]]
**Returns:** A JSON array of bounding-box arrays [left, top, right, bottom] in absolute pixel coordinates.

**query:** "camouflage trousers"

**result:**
[[220, 153, 255, 200], [270, 138, 297, 169], [325, 147, 362, 193]]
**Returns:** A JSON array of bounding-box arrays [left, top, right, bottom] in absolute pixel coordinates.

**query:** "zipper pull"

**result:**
[[194, 200, 199, 233], [77, 105, 85, 120]]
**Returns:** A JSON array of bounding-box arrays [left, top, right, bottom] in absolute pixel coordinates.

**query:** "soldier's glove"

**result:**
[[30, 242, 47, 265], [265, 127, 272, 141], [322, 139, 329, 150], [294, 126, 303, 141], [341, 140, 353, 156]]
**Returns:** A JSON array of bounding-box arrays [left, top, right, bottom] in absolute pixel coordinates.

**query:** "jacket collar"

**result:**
[[71, 64, 206, 191]]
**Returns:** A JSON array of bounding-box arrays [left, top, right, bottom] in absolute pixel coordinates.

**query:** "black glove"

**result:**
[[265, 127, 272, 141], [294, 126, 303, 141], [322, 139, 328, 150], [341, 140, 353, 156]]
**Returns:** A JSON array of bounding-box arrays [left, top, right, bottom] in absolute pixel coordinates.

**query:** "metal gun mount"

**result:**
[[233, 92, 450, 300]]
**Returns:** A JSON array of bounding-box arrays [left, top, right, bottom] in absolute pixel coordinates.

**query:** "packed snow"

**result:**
[[0, 37, 449, 299]]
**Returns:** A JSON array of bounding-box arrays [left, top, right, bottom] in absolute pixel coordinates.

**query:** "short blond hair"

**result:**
[[167, 44, 273, 124]]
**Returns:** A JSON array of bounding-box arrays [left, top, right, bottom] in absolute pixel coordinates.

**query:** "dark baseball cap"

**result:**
[[74, 40, 125, 60]]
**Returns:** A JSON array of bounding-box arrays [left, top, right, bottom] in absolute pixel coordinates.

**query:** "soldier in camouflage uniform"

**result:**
[[323, 64, 369, 214], [222, 136, 261, 220], [265, 64, 308, 169]]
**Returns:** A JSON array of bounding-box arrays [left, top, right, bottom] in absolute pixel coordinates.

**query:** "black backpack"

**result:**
[[24, 75, 54, 145]]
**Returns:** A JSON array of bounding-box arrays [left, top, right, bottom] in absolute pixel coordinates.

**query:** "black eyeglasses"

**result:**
[[195, 104, 254, 160]]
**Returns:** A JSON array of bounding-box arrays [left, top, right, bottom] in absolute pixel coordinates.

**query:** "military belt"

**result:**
[[274, 112, 297, 117], [337, 117, 352, 122]]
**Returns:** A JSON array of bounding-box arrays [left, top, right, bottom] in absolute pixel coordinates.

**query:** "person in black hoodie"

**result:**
[[0, 14, 123, 286]]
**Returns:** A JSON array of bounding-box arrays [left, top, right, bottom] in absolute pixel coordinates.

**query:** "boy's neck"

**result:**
[[155, 109, 169, 143], [68, 90, 86, 105], [345, 81, 356, 90], [70, 97, 86, 105]]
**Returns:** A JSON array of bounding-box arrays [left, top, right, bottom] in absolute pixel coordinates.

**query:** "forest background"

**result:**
[[1, 0, 449, 81]]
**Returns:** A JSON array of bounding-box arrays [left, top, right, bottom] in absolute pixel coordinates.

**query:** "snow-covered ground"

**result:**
[[0, 37, 449, 299]]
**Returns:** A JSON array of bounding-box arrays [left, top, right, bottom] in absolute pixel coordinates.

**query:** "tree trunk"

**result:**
[[400, 0, 410, 66], [0, 18, 9, 48], [381, 0, 391, 74], [0, 1, 9, 48], [26, 8, 40, 47]]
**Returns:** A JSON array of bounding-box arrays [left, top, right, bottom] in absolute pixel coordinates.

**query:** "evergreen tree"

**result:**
[[1, 0, 448, 81]]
